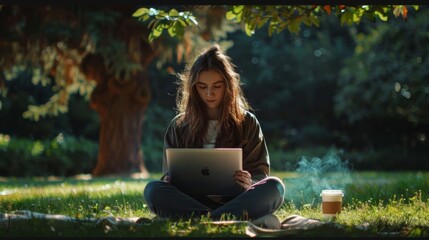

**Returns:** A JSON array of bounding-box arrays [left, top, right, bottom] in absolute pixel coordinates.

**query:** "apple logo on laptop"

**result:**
[[201, 167, 210, 176]]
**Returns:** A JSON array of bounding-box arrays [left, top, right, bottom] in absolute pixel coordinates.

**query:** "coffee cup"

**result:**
[[320, 190, 344, 217]]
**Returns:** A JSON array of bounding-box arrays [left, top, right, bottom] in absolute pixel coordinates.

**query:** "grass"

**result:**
[[1, 171, 429, 237]]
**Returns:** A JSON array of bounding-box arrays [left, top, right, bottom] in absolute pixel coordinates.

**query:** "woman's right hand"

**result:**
[[234, 170, 252, 190]]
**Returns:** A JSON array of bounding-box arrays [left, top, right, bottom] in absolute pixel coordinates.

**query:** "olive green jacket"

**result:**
[[162, 111, 270, 183]]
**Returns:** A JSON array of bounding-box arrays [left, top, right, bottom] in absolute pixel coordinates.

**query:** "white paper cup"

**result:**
[[320, 190, 344, 217]]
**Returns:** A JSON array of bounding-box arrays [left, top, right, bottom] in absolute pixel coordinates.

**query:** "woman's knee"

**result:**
[[143, 180, 166, 203], [263, 177, 286, 199]]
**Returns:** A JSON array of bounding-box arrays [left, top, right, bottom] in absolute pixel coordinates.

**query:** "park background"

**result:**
[[1, 5, 429, 238], [0, 5, 428, 178]]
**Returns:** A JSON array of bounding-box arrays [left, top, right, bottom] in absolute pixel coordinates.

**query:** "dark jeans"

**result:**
[[143, 176, 285, 220]]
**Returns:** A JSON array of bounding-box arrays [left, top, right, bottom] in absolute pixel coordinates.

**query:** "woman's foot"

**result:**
[[251, 214, 281, 229]]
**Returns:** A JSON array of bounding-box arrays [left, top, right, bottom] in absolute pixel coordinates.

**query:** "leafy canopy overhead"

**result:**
[[133, 5, 419, 42]]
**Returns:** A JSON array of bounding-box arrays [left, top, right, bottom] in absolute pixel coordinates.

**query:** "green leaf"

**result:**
[[233, 5, 244, 14], [178, 18, 187, 26], [257, 17, 269, 29], [227, 5, 244, 22], [302, 15, 312, 26], [141, 14, 149, 21], [375, 11, 388, 21], [233, 5, 245, 22], [175, 22, 184, 37], [132, 8, 149, 17], [152, 27, 162, 38], [168, 9, 179, 17], [148, 32, 155, 42], [156, 11, 167, 19], [311, 16, 320, 27], [287, 18, 301, 35], [248, 16, 257, 30], [244, 22, 254, 36], [393, 5, 401, 17], [340, 11, 354, 25], [235, 10, 243, 22], [226, 11, 236, 20], [168, 25, 176, 37], [353, 11, 362, 23]]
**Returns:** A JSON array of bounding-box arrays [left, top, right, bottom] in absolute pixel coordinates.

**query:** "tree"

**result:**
[[0, 5, 233, 177], [0, 5, 420, 176], [0, 5, 155, 177]]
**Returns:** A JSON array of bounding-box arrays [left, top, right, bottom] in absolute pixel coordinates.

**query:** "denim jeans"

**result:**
[[143, 176, 285, 220]]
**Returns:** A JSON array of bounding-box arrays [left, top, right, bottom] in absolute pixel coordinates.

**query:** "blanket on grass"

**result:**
[[0, 210, 380, 237]]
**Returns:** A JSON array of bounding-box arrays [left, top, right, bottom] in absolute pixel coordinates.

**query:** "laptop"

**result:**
[[166, 148, 244, 197]]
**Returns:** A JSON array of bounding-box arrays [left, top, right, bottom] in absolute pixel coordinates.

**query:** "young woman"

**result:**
[[144, 44, 285, 222]]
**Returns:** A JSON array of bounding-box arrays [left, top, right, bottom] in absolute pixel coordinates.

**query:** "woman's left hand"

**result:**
[[234, 170, 252, 190]]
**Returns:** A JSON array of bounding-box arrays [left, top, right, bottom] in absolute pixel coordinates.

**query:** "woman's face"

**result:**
[[196, 69, 226, 118]]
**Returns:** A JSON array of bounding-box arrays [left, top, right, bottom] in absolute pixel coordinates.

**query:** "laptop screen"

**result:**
[[166, 148, 244, 196]]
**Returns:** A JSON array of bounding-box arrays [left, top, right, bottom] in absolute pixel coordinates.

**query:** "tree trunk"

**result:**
[[89, 71, 151, 177]]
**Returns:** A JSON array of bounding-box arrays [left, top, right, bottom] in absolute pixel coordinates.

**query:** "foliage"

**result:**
[[332, 6, 429, 158], [1, 5, 429, 176], [0, 133, 97, 177], [342, 147, 429, 171], [0, 5, 237, 176], [0, 172, 428, 237], [335, 7, 429, 125], [141, 104, 174, 172], [0, 5, 234, 121], [132, 7, 198, 42], [135, 5, 420, 41], [0, 6, 159, 119], [1, 134, 426, 177], [0, 70, 99, 140], [225, 12, 355, 151], [0, 6, 102, 120], [225, 5, 418, 36]]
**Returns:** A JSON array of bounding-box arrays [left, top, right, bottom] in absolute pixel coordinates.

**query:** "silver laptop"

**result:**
[[166, 148, 244, 197]]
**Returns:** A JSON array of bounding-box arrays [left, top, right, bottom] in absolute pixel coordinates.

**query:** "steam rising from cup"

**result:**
[[284, 150, 352, 207]]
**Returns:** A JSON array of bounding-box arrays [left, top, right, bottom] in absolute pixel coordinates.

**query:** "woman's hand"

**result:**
[[234, 170, 252, 190]]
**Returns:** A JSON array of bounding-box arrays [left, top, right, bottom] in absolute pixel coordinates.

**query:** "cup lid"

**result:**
[[320, 189, 344, 196]]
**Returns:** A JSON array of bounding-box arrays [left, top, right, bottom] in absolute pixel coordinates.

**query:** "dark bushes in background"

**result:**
[[0, 134, 97, 177], [269, 146, 429, 172], [1, 132, 427, 178]]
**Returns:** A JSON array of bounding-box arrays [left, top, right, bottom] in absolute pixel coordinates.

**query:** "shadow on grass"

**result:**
[[3, 217, 428, 238]]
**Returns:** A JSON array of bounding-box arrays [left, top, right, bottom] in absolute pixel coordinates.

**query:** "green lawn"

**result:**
[[1, 171, 428, 237]]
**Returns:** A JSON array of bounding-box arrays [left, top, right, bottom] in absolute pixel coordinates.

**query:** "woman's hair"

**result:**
[[175, 44, 250, 147]]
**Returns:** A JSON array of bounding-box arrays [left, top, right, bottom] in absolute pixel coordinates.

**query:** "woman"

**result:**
[[144, 44, 285, 223]]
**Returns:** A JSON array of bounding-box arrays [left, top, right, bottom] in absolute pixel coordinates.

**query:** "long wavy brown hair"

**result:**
[[175, 44, 250, 147]]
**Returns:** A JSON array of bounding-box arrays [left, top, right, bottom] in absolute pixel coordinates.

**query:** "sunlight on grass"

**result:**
[[1, 171, 428, 237], [0, 177, 154, 218]]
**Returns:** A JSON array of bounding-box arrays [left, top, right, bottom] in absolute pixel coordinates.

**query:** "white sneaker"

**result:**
[[250, 214, 281, 229]]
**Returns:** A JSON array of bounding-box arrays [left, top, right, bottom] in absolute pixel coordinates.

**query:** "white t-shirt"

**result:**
[[204, 121, 230, 203], [203, 120, 219, 148]]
